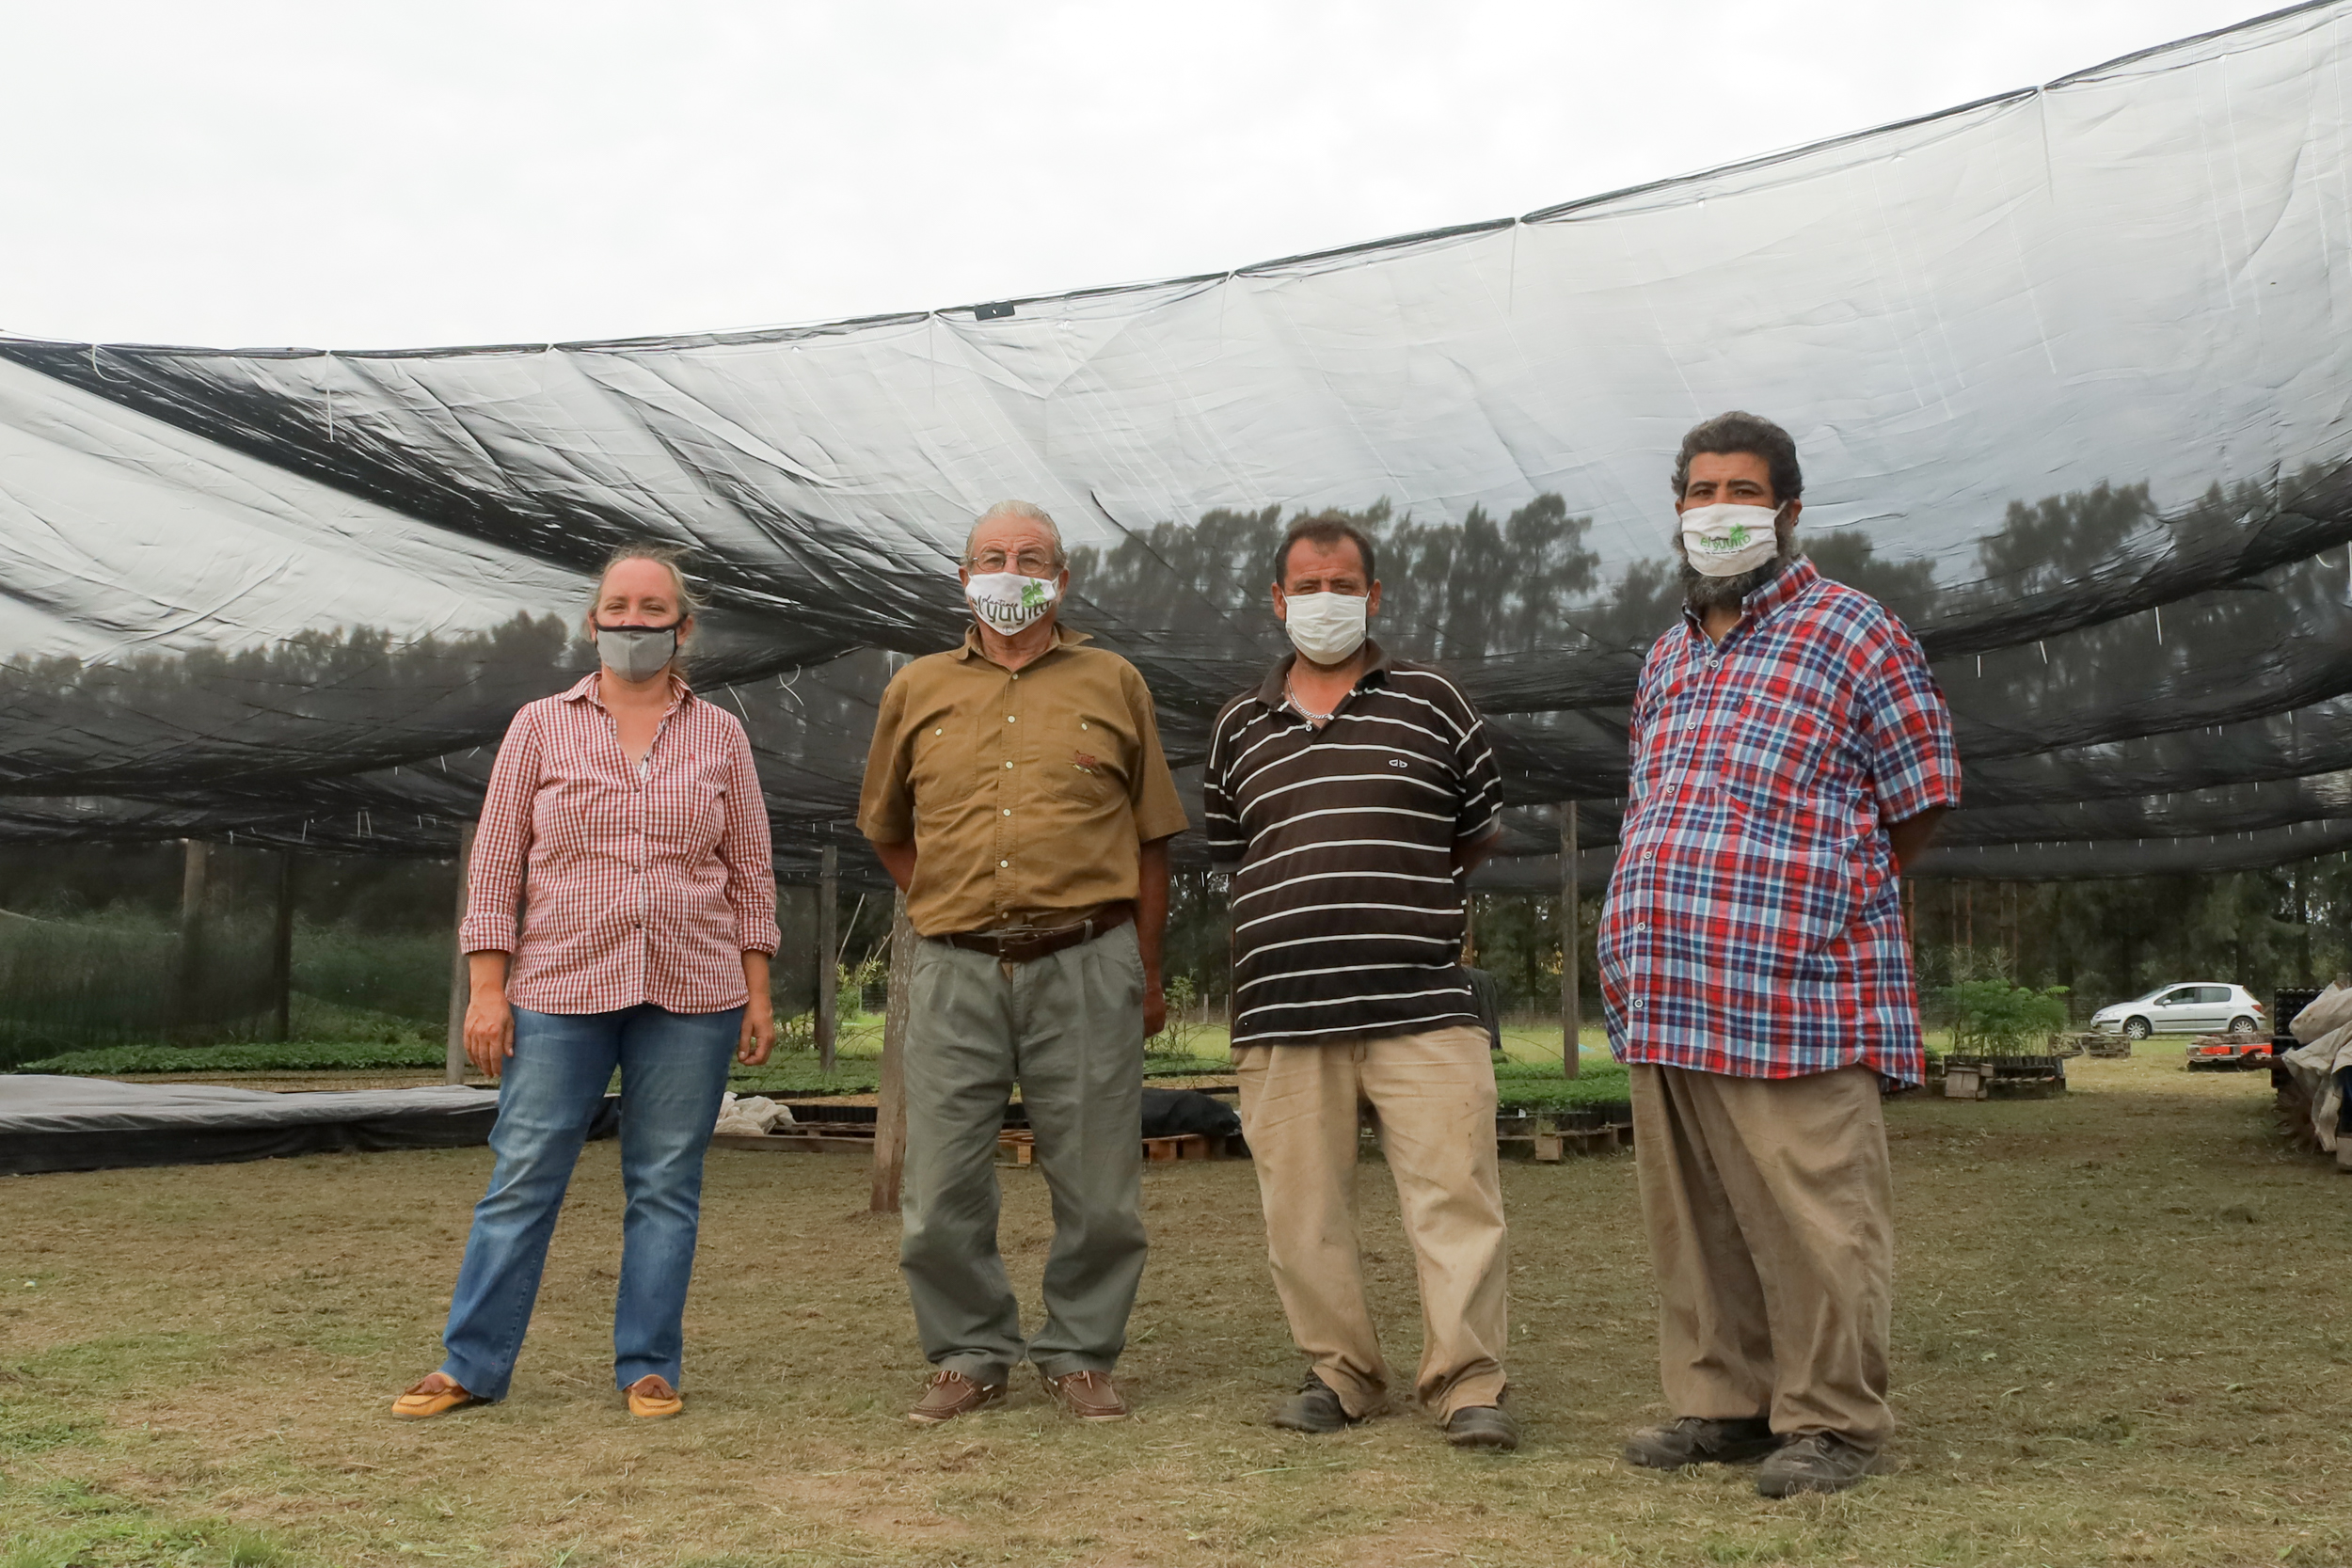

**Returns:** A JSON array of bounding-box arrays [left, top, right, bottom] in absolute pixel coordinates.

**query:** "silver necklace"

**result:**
[[1285, 676, 1337, 721]]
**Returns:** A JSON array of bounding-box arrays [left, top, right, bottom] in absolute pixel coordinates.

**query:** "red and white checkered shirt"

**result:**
[[461, 673, 780, 1016], [1598, 558, 1959, 1085]]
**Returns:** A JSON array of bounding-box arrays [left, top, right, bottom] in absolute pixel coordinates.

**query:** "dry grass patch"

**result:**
[[4, 1048, 2348, 1566]]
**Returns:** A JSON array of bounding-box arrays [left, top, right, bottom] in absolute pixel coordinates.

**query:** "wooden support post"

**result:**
[[870, 891, 914, 1213], [817, 843, 839, 1070], [1559, 801, 1580, 1079], [444, 821, 477, 1085], [174, 839, 209, 1037], [268, 849, 296, 1043]]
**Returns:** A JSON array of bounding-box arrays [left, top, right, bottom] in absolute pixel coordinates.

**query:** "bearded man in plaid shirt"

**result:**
[[1598, 412, 1958, 1497]]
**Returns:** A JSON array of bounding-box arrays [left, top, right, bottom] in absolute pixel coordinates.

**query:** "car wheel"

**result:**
[[2123, 1017, 2152, 1040], [2228, 1015, 2257, 1038]]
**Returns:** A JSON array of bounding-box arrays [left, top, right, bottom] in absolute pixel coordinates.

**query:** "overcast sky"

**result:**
[[0, 0, 2279, 350]]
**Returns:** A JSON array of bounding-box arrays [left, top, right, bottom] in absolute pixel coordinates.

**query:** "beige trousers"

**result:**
[[1629, 1063, 1895, 1449], [1232, 1025, 1508, 1419]]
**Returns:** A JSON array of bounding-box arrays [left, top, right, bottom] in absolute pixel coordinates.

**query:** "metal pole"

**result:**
[[269, 849, 296, 1042], [869, 891, 914, 1213], [1560, 801, 1580, 1079], [174, 839, 209, 1038], [444, 821, 477, 1085], [817, 843, 840, 1070]]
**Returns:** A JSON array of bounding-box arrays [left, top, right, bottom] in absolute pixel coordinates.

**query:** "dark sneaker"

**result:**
[[1442, 1403, 1520, 1450], [1624, 1415, 1780, 1469], [1270, 1373, 1362, 1434], [1042, 1369, 1130, 1421], [1756, 1431, 1875, 1497], [907, 1370, 1006, 1426]]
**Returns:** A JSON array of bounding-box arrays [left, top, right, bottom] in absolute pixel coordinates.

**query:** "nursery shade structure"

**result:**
[[5, 2, 2352, 880]]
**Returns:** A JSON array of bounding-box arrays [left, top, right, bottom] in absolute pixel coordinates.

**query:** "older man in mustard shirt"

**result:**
[[859, 499, 1188, 1427]]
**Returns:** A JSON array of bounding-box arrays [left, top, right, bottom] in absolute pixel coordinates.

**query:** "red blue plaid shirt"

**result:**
[[1598, 557, 1958, 1084]]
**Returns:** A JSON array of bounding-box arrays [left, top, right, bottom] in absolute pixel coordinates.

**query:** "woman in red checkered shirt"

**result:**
[[392, 545, 781, 1424]]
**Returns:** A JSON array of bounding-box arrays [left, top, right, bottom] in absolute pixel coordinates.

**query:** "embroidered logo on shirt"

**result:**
[[1073, 752, 1100, 773]]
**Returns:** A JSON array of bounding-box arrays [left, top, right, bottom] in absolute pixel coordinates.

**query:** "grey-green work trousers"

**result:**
[[899, 923, 1148, 1386]]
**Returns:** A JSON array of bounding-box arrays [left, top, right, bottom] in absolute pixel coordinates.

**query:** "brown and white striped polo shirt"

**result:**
[[1202, 642, 1502, 1046]]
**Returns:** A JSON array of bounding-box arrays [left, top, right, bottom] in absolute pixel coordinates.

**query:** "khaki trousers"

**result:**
[[1233, 1025, 1508, 1419], [1629, 1063, 1895, 1449]]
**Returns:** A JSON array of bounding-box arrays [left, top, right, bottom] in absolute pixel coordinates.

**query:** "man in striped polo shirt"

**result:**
[[1201, 514, 1516, 1451]]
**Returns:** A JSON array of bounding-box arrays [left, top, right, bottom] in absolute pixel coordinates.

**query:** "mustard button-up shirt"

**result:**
[[857, 625, 1189, 938]]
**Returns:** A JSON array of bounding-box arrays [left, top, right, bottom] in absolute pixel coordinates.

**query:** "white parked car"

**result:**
[[2088, 983, 2265, 1040]]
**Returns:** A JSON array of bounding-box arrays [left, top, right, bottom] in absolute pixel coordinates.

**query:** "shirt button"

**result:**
[[999, 859, 1009, 868], [1635, 922, 1647, 931], [1006, 715, 1016, 722], [1631, 999, 1645, 1011], [934, 728, 943, 736], [1642, 851, 1653, 860], [1079, 721, 1089, 731], [1002, 808, 1011, 816]]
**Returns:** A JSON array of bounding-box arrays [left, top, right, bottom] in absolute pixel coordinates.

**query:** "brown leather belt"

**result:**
[[942, 905, 1133, 964]]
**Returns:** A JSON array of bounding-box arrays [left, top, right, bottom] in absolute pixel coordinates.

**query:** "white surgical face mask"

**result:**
[[964, 571, 1058, 634], [1677, 502, 1783, 578], [1281, 591, 1369, 666], [596, 623, 679, 682]]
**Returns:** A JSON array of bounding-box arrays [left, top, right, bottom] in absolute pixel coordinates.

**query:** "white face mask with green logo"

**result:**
[[1677, 502, 1783, 578], [965, 571, 1058, 634]]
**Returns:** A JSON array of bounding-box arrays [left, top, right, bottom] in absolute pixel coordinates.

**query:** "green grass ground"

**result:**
[[5, 1043, 2345, 1567]]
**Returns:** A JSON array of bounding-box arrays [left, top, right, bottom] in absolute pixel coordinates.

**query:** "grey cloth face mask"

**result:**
[[595, 624, 679, 682]]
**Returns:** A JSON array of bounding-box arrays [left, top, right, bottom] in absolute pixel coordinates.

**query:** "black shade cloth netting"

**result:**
[[4, 3, 2352, 882]]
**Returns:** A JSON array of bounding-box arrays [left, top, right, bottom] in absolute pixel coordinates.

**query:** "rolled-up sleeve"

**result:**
[[459, 705, 541, 954], [715, 719, 780, 954], [856, 674, 915, 844], [1124, 667, 1190, 843], [1860, 623, 1961, 822], [1453, 705, 1502, 844], [1201, 703, 1246, 865]]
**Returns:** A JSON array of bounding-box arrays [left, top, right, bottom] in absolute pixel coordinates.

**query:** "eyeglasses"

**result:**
[[968, 551, 1058, 575]]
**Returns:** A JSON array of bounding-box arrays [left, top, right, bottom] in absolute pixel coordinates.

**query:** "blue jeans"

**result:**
[[437, 1002, 740, 1400]]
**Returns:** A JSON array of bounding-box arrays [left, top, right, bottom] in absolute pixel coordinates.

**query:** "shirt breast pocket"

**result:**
[[1039, 714, 1128, 806], [910, 717, 978, 809], [676, 752, 730, 854], [1719, 696, 1838, 814]]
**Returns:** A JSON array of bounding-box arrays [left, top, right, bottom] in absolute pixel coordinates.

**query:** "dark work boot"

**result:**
[[1442, 1403, 1520, 1451], [1623, 1415, 1780, 1469], [1756, 1431, 1876, 1497], [1269, 1374, 1362, 1434]]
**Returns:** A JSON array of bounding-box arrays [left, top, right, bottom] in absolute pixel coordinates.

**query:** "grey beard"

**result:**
[[1679, 536, 1798, 613]]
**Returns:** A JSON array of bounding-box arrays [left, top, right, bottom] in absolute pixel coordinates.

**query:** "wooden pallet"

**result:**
[[1498, 1122, 1634, 1161], [710, 1129, 874, 1154], [994, 1131, 1228, 1166]]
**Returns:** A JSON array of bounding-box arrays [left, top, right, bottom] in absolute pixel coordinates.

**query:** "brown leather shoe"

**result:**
[[908, 1370, 1006, 1425], [626, 1374, 684, 1420], [1042, 1369, 1130, 1421], [389, 1372, 481, 1420]]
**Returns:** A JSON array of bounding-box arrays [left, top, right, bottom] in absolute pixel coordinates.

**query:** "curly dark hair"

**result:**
[[1670, 411, 1803, 504]]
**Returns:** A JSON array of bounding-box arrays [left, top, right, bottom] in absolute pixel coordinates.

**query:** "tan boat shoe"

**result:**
[[908, 1369, 1006, 1425], [626, 1374, 684, 1419], [1042, 1369, 1131, 1421], [390, 1373, 481, 1420]]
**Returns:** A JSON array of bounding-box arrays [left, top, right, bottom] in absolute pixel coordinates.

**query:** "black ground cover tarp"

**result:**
[[0, 1076, 620, 1176]]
